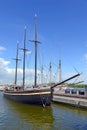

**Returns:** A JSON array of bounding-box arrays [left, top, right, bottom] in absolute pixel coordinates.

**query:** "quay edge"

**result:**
[[52, 94, 87, 109]]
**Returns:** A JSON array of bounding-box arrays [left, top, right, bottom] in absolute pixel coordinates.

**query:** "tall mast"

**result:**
[[29, 14, 40, 87], [49, 61, 52, 83], [58, 48, 62, 82], [34, 14, 41, 86], [49, 53, 52, 83], [58, 59, 61, 82], [41, 52, 44, 85], [21, 26, 28, 87], [13, 42, 20, 85], [34, 14, 37, 86], [23, 27, 26, 87]]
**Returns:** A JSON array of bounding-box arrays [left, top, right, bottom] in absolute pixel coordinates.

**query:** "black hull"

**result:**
[[3, 90, 52, 107]]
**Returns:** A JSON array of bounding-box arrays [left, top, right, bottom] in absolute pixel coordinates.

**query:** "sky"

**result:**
[[0, 0, 87, 85]]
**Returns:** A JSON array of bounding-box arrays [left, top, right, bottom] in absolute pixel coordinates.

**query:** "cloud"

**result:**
[[84, 54, 87, 60], [0, 57, 41, 85], [0, 58, 11, 84], [0, 46, 6, 55], [0, 58, 10, 68], [0, 46, 6, 51]]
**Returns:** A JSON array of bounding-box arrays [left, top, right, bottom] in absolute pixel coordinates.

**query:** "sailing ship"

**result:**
[[3, 15, 80, 107], [3, 15, 52, 107]]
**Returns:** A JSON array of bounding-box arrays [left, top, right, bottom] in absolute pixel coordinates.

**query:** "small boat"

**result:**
[[3, 15, 80, 107]]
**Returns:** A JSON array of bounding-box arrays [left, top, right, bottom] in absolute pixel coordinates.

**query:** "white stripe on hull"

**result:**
[[3, 91, 51, 96]]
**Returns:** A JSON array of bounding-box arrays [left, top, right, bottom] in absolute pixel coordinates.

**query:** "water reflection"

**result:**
[[4, 97, 54, 129], [1, 92, 87, 130]]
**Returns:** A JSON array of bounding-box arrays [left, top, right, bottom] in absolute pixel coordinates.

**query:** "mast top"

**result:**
[[24, 26, 26, 30], [35, 14, 37, 17], [17, 40, 19, 44]]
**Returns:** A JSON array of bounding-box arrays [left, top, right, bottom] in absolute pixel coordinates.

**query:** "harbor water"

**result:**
[[0, 92, 87, 130]]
